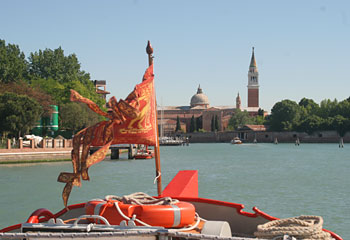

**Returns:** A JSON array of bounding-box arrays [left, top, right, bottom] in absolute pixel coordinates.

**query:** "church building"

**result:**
[[157, 48, 261, 135]]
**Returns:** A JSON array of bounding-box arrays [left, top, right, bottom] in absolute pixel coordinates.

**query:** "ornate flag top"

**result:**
[[58, 64, 157, 207]]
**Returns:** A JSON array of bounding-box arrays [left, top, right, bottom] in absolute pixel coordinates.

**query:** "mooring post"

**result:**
[[111, 148, 120, 159], [128, 145, 135, 159]]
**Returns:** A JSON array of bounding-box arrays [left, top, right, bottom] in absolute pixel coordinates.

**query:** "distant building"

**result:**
[[247, 47, 259, 111], [158, 48, 261, 135], [93, 80, 110, 101], [190, 85, 209, 108], [236, 92, 241, 110]]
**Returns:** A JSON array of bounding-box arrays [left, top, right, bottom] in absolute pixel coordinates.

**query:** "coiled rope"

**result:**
[[254, 215, 332, 240], [105, 192, 179, 205]]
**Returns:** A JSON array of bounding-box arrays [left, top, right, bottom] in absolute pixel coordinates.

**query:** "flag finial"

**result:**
[[146, 41, 154, 66]]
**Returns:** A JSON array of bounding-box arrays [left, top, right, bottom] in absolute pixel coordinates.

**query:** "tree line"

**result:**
[[268, 98, 350, 136], [0, 39, 104, 138], [227, 97, 350, 137]]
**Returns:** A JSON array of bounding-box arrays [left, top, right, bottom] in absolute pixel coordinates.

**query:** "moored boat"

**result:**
[[231, 137, 242, 144], [135, 145, 154, 159], [159, 136, 185, 146]]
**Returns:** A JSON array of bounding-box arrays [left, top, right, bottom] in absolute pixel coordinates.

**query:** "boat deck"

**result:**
[[0, 231, 267, 240]]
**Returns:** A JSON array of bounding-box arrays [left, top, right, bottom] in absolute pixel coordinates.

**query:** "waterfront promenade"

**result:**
[[0, 138, 73, 164]]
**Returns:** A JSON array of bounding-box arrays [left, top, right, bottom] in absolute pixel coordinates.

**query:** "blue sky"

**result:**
[[1, 0, 349, 111]]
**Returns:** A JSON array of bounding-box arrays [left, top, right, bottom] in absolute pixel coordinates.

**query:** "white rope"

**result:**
[[113, 201, 202, 232], [153, 171, 161, 184], [254, 215, 332, 240], [102, 192, 203, 232], [113, 201, 152, 227], [105, 192, 179, 205], [168, 213, 202, 232]]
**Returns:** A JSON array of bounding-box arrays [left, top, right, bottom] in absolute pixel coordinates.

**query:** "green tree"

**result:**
[[269, 100, 301, 131], [175, 116, 181, 132], [28, 47, 90, 85], [196, 116, 202, 131], [0, 82, 54, 117], [254, 115, 265, 125], [0, 92, 42, 137], [319, 99, 338, 118], [214, 115, 219, 131], [0, 39, 28, 83], [189, 115, 196, 133], [211, 116, 215, 132], [299, 98, 320, 116], [59, 103, 101, 133], [336, 100, 350, 118], [257, 108, 265, 116], [297, 115, 323, 134], [28, 47, 104, 106], [331, 115, 350, 137], [30, 77, 66, 104], [228, 109, 254, 130]]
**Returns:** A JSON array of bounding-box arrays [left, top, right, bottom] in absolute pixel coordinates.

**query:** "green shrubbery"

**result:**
[[0, 39, 105, 138]]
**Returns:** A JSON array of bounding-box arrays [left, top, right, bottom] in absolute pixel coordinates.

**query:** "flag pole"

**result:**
[[146, 41, 162, 196]]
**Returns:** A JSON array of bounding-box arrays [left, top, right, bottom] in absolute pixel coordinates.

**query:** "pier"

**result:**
[[90, 144, 137, 159], [0, 139, 138, 163]]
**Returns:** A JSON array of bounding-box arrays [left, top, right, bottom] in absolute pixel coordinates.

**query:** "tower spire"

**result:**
[[197, 84, 203, 94], [249, 47, 257, 68], [236, 92, 241, 109], [247, 47, 259, 108]]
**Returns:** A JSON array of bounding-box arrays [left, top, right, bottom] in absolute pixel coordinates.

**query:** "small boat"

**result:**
[[159, 136, 184, 146], [135, 146, 154, 159], [0, 42, 342, 240], [231, 137, 242, 144]]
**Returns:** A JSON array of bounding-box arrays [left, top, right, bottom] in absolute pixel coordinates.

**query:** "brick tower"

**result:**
[[236, 92, 241, 110], [247, 47, 259, 108]]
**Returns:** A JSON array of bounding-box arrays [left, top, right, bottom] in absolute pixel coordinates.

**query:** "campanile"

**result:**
[[247, 47, 259, 108]]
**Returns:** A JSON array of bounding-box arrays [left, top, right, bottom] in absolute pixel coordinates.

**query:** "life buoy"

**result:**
[[85, 199, 195, 228]]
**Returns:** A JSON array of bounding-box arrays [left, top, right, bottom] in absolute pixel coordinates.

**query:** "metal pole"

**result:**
[[147, 41, 162, 196]]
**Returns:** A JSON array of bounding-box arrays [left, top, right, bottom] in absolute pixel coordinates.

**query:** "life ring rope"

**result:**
[[112, 200, 203, 232], [87, 192, 204, 231], [105, 192, 178, 205]]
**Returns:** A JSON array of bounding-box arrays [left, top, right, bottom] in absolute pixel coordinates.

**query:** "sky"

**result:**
[[1, 0, 349, 112]]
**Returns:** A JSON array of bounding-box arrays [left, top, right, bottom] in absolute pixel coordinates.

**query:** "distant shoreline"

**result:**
[[175, 130, 350, 144]]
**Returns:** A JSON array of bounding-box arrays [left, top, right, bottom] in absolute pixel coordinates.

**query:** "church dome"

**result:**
[[190, 85, 209, 108]]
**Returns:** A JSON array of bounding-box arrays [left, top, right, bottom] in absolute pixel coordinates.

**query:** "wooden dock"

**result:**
[[90, 144, 137, 159]]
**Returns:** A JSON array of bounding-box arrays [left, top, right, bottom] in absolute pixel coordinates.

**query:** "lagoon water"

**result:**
[[0, 143, 349, 238]]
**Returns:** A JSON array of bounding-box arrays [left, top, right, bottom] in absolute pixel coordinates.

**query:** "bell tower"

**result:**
[[247, 47, 259, 108], [236, 92, 241, 109]]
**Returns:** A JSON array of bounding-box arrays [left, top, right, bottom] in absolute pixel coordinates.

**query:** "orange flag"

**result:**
[[58, 64, 157, 207]]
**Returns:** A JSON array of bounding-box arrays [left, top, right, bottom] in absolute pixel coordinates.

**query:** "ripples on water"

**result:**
[[0, 143, 349, 238]]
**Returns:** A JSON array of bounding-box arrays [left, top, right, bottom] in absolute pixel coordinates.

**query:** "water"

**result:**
[[0, 143, 349, 238]]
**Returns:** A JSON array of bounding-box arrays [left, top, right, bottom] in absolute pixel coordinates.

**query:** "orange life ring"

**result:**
[[85, 199, 195, 228]]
